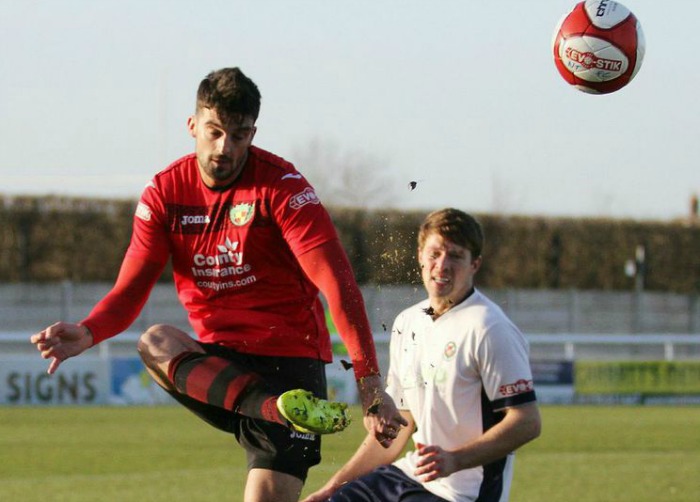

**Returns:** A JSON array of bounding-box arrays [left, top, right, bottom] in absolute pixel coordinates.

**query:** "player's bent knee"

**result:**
[[137, 325, 199, 391], [140, 323, 177, 345], [138, 325, 191, 369], [138, 325, 197, 355]]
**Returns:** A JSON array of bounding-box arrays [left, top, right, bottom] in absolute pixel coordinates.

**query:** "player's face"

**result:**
[[418, 233, 481, 314], [188, 107, 256, 188]]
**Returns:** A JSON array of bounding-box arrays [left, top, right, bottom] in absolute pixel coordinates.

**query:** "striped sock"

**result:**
[[167, 351, 284, 424]]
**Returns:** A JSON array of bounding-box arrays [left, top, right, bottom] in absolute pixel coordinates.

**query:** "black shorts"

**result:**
[[166, 342, 327, 481]]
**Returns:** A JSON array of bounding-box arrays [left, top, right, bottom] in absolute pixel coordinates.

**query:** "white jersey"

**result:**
[[386, 289, 536, 502]]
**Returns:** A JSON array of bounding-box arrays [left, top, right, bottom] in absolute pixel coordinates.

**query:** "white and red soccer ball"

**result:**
[[552, 0, 645, 94]]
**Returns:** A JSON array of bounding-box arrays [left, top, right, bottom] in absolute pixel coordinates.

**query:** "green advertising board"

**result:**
[[575, 361, 700, 395]]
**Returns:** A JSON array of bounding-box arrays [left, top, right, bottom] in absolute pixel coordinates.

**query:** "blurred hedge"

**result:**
[[2, 196, 699, 292]]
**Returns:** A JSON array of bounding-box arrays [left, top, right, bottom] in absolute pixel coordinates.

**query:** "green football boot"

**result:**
[[277, 389, 351, 434]]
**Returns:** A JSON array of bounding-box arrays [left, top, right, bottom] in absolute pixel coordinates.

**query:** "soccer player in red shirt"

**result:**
[[30, 67, 405, 502]]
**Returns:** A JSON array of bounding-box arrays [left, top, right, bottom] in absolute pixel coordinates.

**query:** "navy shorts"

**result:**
[[166, 342, 327, 481], [330, 465, 448, 501]]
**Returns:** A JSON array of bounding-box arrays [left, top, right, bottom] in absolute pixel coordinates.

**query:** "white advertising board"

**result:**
[[0, 357, 110, 405], [0, 354, 359, 406]]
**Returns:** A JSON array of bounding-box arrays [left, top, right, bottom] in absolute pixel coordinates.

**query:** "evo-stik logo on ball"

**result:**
[[565, 47, 622, 71]]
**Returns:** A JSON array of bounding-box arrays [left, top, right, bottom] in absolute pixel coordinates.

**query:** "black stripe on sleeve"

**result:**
[[492, 390, 537, 412]]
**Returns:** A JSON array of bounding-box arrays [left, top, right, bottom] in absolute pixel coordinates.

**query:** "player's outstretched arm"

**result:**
[[30, 256, 164, 374], [296, 240, 407, 444], [78, 256, 164, 345], [302, 410, 414, 502], [30, 322, 94, 374]]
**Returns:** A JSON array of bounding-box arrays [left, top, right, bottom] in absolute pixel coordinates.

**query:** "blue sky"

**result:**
[[1, 0, 697, 221]]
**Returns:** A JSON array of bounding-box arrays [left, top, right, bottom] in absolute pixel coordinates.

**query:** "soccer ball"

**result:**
[[552, 0, 645, 94]]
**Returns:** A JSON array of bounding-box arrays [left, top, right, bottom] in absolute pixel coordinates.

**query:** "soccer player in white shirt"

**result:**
[[304, 208, 541, 502]]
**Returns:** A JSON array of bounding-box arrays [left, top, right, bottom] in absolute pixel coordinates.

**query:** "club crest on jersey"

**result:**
[[229, 202, 255, 226], [443, 341, 457, 360]]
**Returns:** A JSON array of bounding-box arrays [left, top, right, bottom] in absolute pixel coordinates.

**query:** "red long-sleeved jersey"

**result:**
[[82, 146, 378, 378]]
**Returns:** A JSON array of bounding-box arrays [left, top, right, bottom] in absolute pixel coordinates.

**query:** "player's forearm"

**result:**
[[81, 256, 163, 344], [355, 374, 386, 410], [81, 290, 147, 344], [451, 403, 541, 471], [297, 241, 380, 378], [320, 253, 379, 378], [326, 289, 379, 379]]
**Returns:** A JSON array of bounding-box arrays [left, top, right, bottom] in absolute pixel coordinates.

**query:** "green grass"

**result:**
[[1, 405, 700, 501]]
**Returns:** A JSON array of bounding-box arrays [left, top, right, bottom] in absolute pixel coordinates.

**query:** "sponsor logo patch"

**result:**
[[135, 202, 152, 221], [190, 237, 257, 292], [289, 430, 316, 441], [289, 187, 320, 210], [499, 379, 534, 397], [193, 237, 243, 268]]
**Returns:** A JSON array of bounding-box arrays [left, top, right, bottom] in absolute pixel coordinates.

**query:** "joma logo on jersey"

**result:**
[[289, 188, 320, 210], [565, 47, 622, 72], [499, 379, 534, 396], [181, 215, 210, 226]]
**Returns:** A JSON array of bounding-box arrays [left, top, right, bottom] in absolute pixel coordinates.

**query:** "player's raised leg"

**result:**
[[137, 324, 350, 434]]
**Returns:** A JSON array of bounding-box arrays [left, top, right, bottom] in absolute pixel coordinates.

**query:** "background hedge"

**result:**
[[2, 195, 699, 292]]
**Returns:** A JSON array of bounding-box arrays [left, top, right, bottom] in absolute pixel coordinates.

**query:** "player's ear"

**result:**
[[471, 255, 483, 273], [187, 116, 197, 138]]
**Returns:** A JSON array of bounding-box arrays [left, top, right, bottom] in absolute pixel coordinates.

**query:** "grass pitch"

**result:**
[[1, 405, 699, 501]]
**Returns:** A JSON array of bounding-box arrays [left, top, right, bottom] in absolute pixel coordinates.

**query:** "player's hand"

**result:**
[[413, 442, 459, 482], [30, 322, 94, 374], [358, 375, 408, 448]]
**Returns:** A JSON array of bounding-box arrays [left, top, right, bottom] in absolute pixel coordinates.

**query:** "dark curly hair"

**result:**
[[195, 67, 261, 125]]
